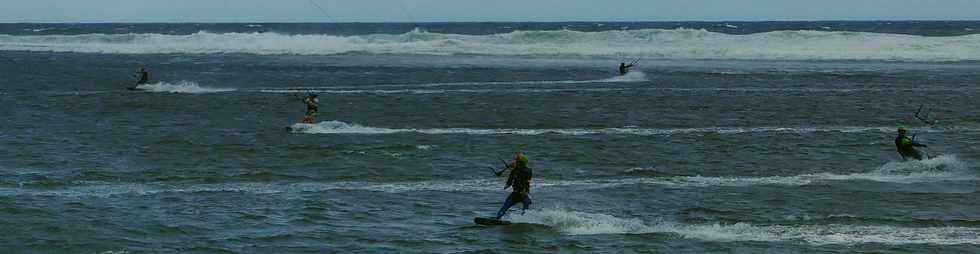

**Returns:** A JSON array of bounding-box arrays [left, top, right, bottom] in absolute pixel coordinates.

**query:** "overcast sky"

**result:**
[[2, 0, 979, 23]]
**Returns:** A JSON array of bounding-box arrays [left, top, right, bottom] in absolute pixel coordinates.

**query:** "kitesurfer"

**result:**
[[496, 152, 533, 219], [128, 67, 150, 90], [895, 127, 927, 161], [135, 67, 149, 85], [619, 62, 634, 75], [301, 94, 319, 123]]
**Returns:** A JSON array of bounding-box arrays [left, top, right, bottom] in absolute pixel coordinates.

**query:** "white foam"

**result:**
[[133, 81, 235, 94], [324, 74, 647, 89], [652, 155, 975, 187], [3, 29, 980, 61], [261, 87, 626, 95], [97, 251, 131, 254], [288, 121, 965, 136], [595, 71, 649, 82], [507, 208, 980, 245]]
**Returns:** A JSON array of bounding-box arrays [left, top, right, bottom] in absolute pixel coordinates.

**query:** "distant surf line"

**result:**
[[4, 29, 980, 62]]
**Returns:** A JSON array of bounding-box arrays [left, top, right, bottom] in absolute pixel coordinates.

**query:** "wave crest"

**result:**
[[3, 29, 980, 61]]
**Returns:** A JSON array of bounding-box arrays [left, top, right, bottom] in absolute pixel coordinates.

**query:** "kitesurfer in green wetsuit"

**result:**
[[895, 127, 927, 161], [496, 152, 533, 219], [301, 94, 319, 123]]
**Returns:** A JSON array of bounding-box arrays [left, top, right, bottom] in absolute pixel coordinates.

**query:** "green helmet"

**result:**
[[516, 153, 529, 167]]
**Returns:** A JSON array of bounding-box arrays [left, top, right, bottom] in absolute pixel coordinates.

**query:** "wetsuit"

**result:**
[[136, 71, 149, 85], [619, 63, 633, 75], [895, 135, 927, 161], [496, 164, 532, 219], [302, 96, 319, 123]]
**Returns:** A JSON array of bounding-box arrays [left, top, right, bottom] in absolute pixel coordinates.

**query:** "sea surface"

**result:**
[[1, 21, 980, 253]]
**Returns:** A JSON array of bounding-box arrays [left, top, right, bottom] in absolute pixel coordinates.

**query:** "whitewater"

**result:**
[[3, 29, 980, 61], [131, 81, 236, 94], [285, 121, 977, 136]]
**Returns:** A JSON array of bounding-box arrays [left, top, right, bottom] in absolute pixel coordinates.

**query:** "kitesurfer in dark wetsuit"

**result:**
[[128, 67, 149, 90], [496, 152, 533, 219], [301, 94, 319, 123], [619, 62, 634, 75], [135, 67, 149, 85], [895, 127, 927, 161]]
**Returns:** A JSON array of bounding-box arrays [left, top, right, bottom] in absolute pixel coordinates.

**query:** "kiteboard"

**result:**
[[474, 217, 510, 225]]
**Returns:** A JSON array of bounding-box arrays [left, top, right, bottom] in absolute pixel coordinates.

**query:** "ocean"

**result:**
[[1, 21, 979, 253]]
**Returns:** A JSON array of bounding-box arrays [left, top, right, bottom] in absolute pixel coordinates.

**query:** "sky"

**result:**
[[1, 0, 979, 23]]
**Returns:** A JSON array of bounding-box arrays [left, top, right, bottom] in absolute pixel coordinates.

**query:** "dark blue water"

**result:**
[[2, 22, 980, 253]]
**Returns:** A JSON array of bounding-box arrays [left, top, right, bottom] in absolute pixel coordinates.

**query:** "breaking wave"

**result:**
[[132, 81, 236, 94], [3, 29, 980, 61]]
